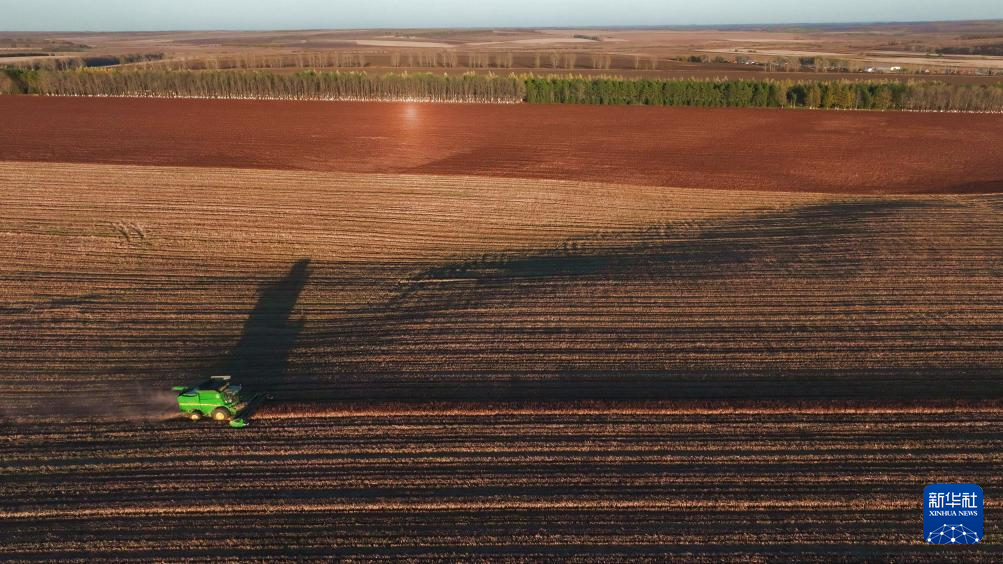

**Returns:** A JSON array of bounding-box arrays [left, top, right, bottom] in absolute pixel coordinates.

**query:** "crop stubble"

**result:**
[[1, 162, 1000, 411], [0, 99, 1001, 559], [2, 410, 1001, 560]]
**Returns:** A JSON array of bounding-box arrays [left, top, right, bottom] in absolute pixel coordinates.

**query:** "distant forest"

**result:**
[[937, 43, 1003, 57], [3, 68, 1003, 111], [523, 76, 1003, 111]]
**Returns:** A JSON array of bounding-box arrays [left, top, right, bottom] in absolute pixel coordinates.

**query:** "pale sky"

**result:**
[[1, 0, 1001, 32]]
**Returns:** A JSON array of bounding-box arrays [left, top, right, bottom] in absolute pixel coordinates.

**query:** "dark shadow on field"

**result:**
[[382, 199, 915, 311], [213, 259, 309, 393], [946, 179, 1003, 194], [0, 293, 105, 315], [278, 197, 1002, 403]]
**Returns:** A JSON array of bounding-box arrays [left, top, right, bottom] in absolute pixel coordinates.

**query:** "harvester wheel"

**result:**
[[211, 408, 231, 421], [188, 411, 203, 422]]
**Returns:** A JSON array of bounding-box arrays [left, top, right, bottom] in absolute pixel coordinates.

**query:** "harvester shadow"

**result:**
[[382, 199, 929, 311], [297, 197, 1003, 402], [213, 258, 310, 394]]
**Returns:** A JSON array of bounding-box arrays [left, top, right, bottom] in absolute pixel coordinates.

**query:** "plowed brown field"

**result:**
[[1, 97, 1001, 559], [2, 97, 1003, 193], [3, 408, 1000, 561]]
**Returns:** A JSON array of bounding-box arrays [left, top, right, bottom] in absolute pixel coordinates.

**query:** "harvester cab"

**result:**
[[172, 375, 265, 428]]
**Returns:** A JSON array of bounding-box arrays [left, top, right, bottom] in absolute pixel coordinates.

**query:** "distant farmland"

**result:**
[[1, 97, 1003, 193]]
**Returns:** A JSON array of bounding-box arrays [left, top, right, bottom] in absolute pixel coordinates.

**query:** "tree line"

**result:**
[[1, 69, 525, 102], [524, 76, 1003, 111], [937, 43, 1003, 57], [3, 68, 1002, 111], [9, 53, 165, 71]]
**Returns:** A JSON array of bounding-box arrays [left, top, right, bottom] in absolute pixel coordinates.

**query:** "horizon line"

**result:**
[[3, 17, 1002, 34]]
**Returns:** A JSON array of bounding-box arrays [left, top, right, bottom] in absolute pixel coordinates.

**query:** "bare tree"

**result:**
[[591, 53, 612, 70]]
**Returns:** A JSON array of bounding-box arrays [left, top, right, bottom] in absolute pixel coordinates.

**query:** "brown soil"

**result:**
[[3, 410, 1000, 560], [2, 96, 1002, 193]]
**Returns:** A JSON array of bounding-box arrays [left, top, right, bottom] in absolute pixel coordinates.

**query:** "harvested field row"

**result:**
[[2, 410, 1000, 560], [1, 162, 1000, 415], [2, 97, 1003, 193], [254, 400, 1003, 418]]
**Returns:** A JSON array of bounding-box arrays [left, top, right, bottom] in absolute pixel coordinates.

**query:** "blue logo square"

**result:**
[[924, 484, 983, 544]]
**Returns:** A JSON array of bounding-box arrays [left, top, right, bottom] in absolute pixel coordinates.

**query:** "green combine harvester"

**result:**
[[172, 375, 266, 428]]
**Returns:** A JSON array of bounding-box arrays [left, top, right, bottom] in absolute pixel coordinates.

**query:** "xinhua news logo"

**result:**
[[924, 484, 983, 545]]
